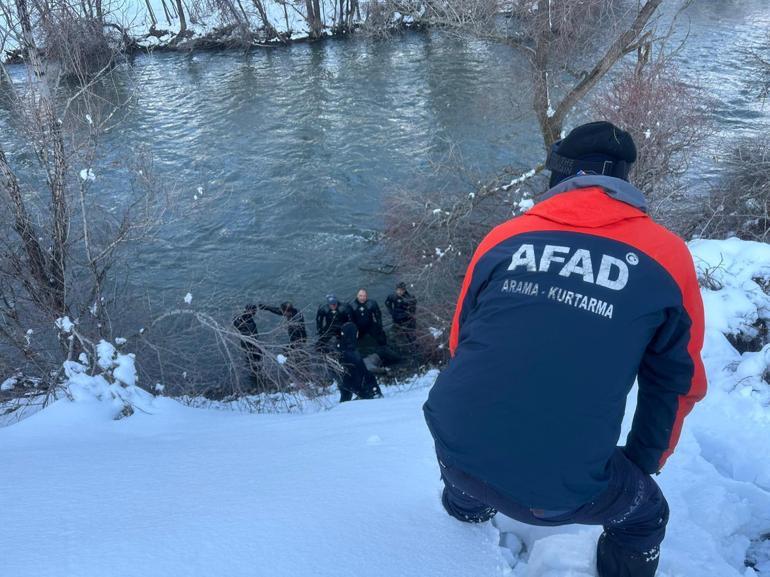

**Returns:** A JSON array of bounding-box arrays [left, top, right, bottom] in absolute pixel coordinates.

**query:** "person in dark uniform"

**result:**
[[337, 322, 382, 402], [233, 304, 261, 369], [349, 288, 385, 345], [385, 282, 417, 346], [316, 294, 351, 352], [258, 302, 307, 344]]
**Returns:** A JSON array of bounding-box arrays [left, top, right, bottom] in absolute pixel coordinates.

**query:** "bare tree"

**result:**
[[382, 144, 541, 338], [380, 1, 687, 339], [526, 0, 666, 148], [696, 136, 770, 243], [394, 0, 672, 149], [0, 2, 165, 392], [304, 0, 323, 39], [590, 52, 711, 219], [130, 303, 343, 411]]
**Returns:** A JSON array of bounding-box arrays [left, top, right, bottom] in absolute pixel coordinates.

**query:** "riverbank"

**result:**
[[1, 0, 425, 64], [1, 239, 770, 576]]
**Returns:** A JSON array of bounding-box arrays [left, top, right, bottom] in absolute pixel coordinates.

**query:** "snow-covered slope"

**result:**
[[0, 374, 509, 577], [2, 238, 770, 577]]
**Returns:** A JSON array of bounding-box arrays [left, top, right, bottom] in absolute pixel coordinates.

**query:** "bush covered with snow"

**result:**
[[63, 340, 154, 419], [690, 238, 770, 402], [692, 238, 770, 342]]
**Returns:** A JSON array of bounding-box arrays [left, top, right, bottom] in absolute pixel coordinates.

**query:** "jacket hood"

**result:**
[[529, 175, 648, 228]]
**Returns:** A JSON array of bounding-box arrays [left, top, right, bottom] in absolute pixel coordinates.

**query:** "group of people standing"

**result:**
[[316, 284, 417, 351], [233, 282, 418, 402]]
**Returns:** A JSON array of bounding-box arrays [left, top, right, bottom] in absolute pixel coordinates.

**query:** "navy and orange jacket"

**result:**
[[423, 175, 706, 510]]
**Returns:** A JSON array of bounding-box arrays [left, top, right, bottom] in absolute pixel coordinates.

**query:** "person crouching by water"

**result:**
[[338, 322, 382, 402], [258, 302, 307, 345], [233, 304, 261, 371]]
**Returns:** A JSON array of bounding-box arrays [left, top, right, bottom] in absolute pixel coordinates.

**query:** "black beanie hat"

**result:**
[[547, 121, 637, 188]]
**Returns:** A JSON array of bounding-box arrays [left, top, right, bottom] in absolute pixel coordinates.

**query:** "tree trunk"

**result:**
[[252, 0, 277, 39], [144, 0, 158, 28], [530, 0, 664, 151], [312, 0, 322, 38], [304, 0, 318, 38], [159, 0, 173, 26], [48, 107, 68, 316], [175, 0, 187, 36], [0, 148, 50, 305], [282, 1, 290, 34], [14, 0, 69, 316], [532, 0, 561, 149]]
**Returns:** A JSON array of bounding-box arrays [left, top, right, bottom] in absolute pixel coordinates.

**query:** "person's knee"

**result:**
[[642, 479, 669, 540], [606, 480, 669, 552], [437, 459, 497, 524], [441, 484, 496, 524]]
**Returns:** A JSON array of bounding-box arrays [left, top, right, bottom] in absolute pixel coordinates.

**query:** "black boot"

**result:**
[[441, 486, 497, 523], [597, 533, 660, 577]]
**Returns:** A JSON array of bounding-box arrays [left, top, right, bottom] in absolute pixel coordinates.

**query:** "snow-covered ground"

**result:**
[[2, 237, 770, 577]]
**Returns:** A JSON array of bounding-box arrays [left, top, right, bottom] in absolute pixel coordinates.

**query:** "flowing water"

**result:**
[[1, 0, 769, 382]]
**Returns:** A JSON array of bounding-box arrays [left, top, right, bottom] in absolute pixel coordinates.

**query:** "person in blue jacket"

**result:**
[[423, 122, 707, 577]]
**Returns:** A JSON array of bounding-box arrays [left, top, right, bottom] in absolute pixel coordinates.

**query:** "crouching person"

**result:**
[[423, 122, 707, 577], [338, 322, 382, 402]]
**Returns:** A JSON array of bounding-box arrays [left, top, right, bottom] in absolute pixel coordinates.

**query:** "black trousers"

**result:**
[[439, 449, 669, 577]]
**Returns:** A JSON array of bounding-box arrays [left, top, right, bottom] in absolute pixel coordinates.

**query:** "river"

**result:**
[[1, 0, 769, 386]]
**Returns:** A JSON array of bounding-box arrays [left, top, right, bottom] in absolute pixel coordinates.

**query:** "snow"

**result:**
[[517, 198, 535, 212], [1, 377, 16, 391], [184, 292, 193, 304], [428, 326, 444, 339], [96, 339, 117, 370], [276, 353, 288, 365], [689, 238, 770, 346], [0, 374, 510, 577], [1, 238, 770, 576], [502, 168, 538, 191], [79, 168, 96, 181], [54, 316, 74, 333], [113, 353, 138, 387]]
